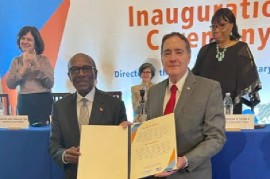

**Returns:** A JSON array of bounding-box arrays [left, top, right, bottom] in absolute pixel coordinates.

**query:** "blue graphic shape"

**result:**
[[242, 109, 259, 124], [164, 159, 176, 171], [131, 123, 142, 134]]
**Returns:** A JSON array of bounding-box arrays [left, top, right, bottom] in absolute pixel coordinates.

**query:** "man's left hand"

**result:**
[[154, 156, 187, 177]]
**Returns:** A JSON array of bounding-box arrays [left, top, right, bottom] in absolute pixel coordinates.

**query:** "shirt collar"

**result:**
[[77, 88, 95, 103], [168, 70, 188, 91]]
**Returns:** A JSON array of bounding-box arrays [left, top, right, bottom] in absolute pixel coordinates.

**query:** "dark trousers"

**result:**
[[17, 92, 53, 124]]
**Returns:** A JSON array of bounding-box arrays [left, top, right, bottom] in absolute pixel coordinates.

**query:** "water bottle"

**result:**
[[0, 101, 4, 116], [224, 93, 233, 115]]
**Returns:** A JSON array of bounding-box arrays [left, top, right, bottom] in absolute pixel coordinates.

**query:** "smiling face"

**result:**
[[68, 54, 97, 97], [19, 32, 35, 53], [161, 35, 190, 83], [211, 19, 233, 44], [141, 67, 152, 83]]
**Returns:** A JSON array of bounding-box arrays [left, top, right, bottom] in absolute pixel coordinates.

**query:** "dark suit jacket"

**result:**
[[146, 71, 226, 179], [49, 88, 127, 179]]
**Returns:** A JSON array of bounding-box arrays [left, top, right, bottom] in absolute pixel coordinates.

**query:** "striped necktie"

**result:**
[[79, 98, 89, 130]]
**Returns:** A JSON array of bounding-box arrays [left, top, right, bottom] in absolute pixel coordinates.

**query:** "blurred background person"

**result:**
[[131, 62, 155, 122], [192, 8, 261, 114], [7, 26, 54, 125]]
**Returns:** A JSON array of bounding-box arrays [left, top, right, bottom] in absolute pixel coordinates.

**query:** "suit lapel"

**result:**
[[174, 71, 197, 119], [156, 80, 168, 117], [67, 93, 81, 145]]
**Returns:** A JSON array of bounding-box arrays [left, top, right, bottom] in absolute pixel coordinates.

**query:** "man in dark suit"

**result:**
[[49, 53, 128, 179], [146, 32, 226, 179]]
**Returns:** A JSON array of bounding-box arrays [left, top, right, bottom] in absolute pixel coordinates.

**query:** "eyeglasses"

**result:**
[[210, 22, 229, 31], [69, 66, 96, 76], [142, 71, 151, 74]]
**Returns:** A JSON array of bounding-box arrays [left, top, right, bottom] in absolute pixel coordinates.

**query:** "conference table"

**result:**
[[0, 125, 64, 179], [1, 124, 270, 179], [212, 124, 270, 179]]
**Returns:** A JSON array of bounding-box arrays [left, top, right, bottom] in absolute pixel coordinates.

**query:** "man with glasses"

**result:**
[[49, 53, 129, 179]]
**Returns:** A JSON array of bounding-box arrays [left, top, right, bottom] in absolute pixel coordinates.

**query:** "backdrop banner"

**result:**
[[1, 0, 270, 123]]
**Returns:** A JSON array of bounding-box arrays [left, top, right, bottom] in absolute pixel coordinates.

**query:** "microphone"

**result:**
[[140, 86, 146, 102], [139, 86, 146, 115]]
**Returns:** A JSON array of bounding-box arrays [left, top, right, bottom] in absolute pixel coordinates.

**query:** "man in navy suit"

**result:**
[[146, 32, 226, 179], [49, 53, 128, 179]]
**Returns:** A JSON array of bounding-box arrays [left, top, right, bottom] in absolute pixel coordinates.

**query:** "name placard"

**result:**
[[225, 114, 254, 131], [0, 115, 29, 129]]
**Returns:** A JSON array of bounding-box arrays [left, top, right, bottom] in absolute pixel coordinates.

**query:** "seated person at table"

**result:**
[[49, 53, 129, 179]]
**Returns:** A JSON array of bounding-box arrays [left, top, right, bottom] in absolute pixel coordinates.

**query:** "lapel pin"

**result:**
[[187, 87, 190, 90], [100, 107, 103, 111]]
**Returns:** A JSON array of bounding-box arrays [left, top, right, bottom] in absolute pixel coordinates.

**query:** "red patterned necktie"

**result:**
[[164, 85, 177, 115]]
